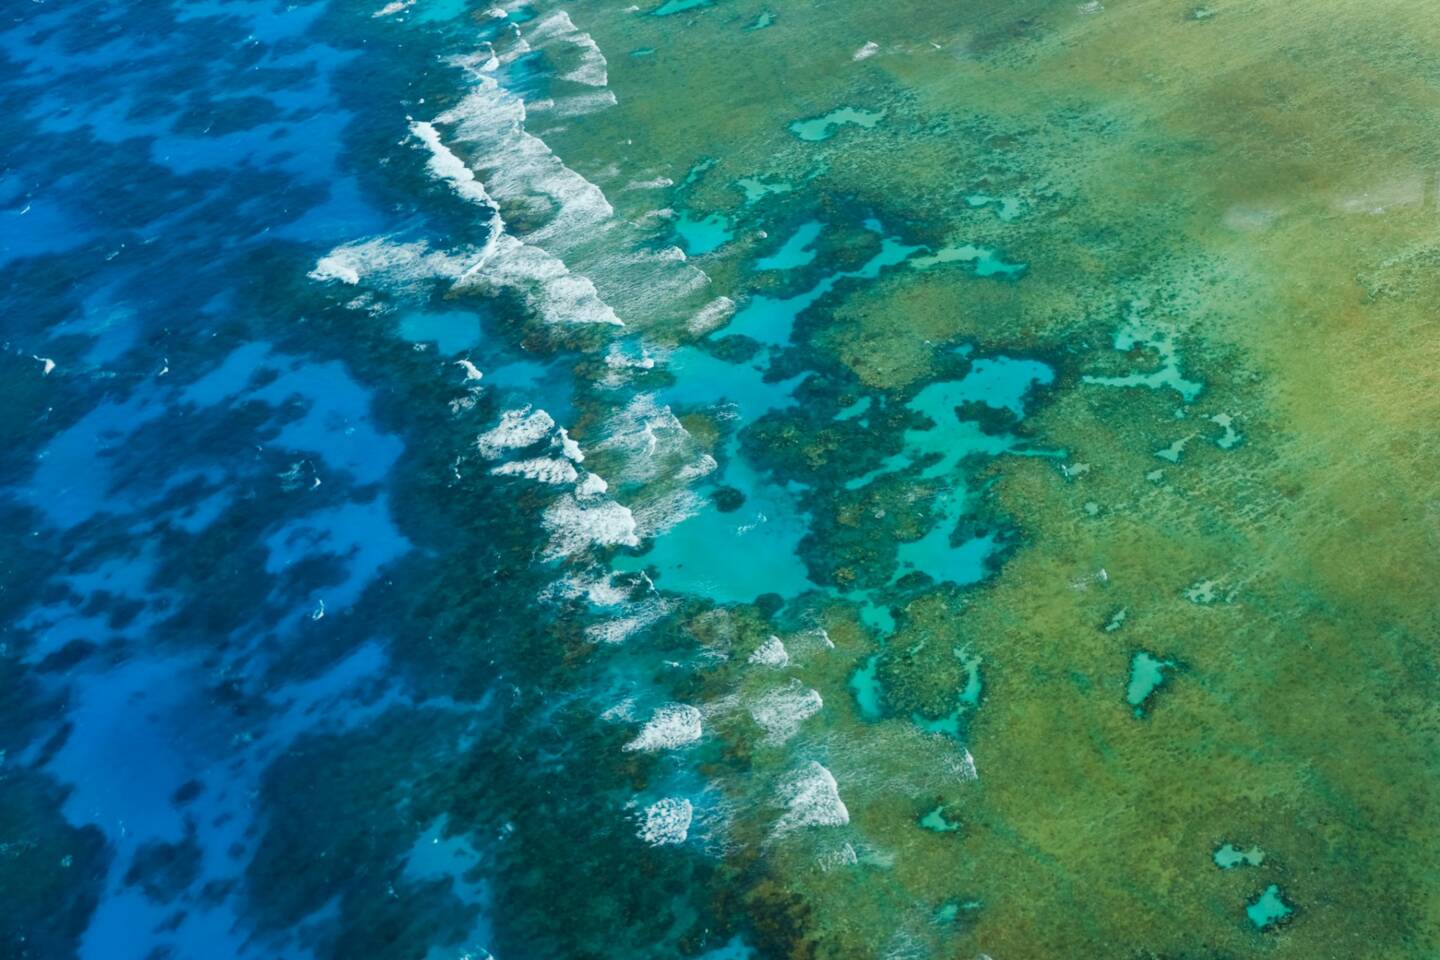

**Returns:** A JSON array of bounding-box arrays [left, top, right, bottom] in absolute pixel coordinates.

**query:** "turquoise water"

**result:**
[[788, 106, 886, 142], [675, 210, 735, 255], [1246, 884, 1295, 930], [964, 193, 1023, 222], [851, 653, 886, 720], [834, 395, 872, 421], [1126, 652, 1176, 717], [755, 220, 824, 271], [735, 175, 794, 204], [397, 309, 483, 355], [920, 806, 963, 833], [612, 454, 815, 603], [613, 346, 813, 602], [910, 242, 1027, 278], [1214, 843, 1266, 869], [652, 0, 713, 15], [846, 358, 1055, 490], [1082, 312, 1204, 403], [718, 234, 923, 347], [893, 506, 997, 587], [659, 346, 807, 418]]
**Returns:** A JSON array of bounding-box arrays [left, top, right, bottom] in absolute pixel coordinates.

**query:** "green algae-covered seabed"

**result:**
[[518, 1, 1440, 955], [6, 0, 1440, 956]]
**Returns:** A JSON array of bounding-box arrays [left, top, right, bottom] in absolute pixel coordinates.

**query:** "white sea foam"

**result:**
[[586, 598, 671, 644], [553, 427, 584, 462], [412, 114, 623, 327], [853, 40, 880, 60], [630, 488, 707, 540], [476, 406, 555, 458], [575, 473, 609, 499], [426, 48, 713, 330], [455, 359, 484, 381], [435, 70, 614, 245], [676, 454, 718, 481], [817, 842, 859, 871], [637, 797, 693, 846], [464, 233, 623, 326], [528, 89, 618, 118], [780, 626, 835, 663], [525, 11, 610, 87], [750, 680, 823, 745], [953, 749, 979, 781], [686, 296, 736, 335], [601, 341, 658, 386], [309, 238, 479, 290], [411, 120, 497, 208], [624, 177, 674, 191], [492, 457, 579, 484], [596, 393, 700, 483], [604, 342, 656, 372], [600, 697, 638, 722], [774, 762, 849, 836], [547, 568, 634, 607], [748, 635, 789, 668], [623, 703, 702, 751], [542, 494, 639, 558]]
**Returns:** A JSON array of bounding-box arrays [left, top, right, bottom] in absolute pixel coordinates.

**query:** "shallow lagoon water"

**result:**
[[787, 106, 885, 142], [6, 0, 1440, 957], [718, 232, 923, 347]]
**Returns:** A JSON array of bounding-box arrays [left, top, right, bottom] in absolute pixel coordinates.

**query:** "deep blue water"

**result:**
[[0, 3, 693, 957]]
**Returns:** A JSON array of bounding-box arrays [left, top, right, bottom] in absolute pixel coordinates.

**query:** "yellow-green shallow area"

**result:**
[[534, 0, 1440, 955]]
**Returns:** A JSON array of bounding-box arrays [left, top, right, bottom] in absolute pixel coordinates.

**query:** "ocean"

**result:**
[[4, 0, 1440, 957]]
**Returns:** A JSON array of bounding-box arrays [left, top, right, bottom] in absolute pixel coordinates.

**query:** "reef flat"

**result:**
[[1, 0, 1438, 958]]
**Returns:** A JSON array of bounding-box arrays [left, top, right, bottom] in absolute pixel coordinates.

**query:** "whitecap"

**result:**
[[586, 598, 671, 643], [528, 89, 619, 118], [542, 494, 639, 558], [411, 118, 624, 327], [460, 233, 623, 326], [476, 406, 555, 458], [491, 457, 579, 485], [410, 120, 498, 209], [525, 11, 610, 88], [553, 427, 584, 462], [676, 453, 718, 481], [630, 487, 707, 540], [952, 749, 979, 781], [624, 177, 675, 191], [623, 703, 702, 751], [774, 761, 849, 836], [750, 680, 823, 745], [637, 797, 692, 846], [686, 296, 736, 335], [427, 54, 713, 330], [310, 238, 479, 291], [546, 568, 634, 606], [748, 635, 789, 668], [600, 697, 639, 722], [574, 472, 609, 499], [596, 393, 703, 484]]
